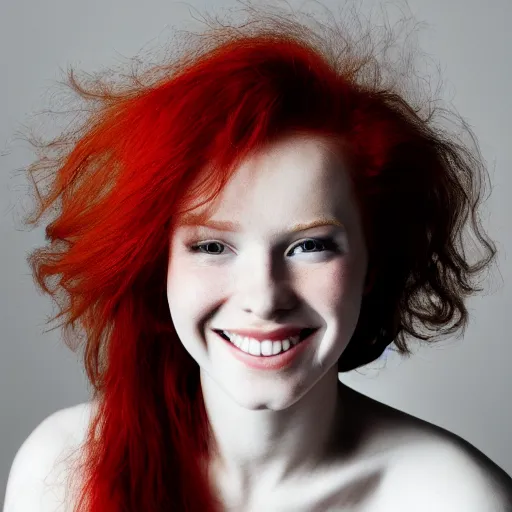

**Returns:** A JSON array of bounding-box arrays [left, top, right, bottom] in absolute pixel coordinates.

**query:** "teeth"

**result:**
[[222, 330, 301, 357]]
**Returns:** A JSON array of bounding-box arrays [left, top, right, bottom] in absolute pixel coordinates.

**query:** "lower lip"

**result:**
[[215, 329, 318, 370]]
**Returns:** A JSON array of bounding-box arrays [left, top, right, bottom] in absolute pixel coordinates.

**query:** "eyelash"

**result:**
[[187, 237, 341, 257]]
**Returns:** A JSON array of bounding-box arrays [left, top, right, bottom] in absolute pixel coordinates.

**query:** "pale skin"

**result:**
[[167, 133, 371, 508]]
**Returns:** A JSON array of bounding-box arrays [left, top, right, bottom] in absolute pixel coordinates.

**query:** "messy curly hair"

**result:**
[[11, 0, 498, 510]]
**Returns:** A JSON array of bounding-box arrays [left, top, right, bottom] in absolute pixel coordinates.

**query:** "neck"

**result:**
[[200, 366, 354, 505]]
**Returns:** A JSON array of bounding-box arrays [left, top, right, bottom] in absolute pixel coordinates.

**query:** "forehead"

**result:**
[[180, 135, 357, 224]]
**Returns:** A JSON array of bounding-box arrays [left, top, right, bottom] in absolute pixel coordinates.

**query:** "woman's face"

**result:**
[[167, 134, 369, 410]]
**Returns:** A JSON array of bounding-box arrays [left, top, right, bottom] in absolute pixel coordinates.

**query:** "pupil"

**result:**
[[208, 242, 221, 253]]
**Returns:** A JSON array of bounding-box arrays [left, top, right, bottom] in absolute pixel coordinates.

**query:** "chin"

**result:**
[[222, 377, 310, 411]]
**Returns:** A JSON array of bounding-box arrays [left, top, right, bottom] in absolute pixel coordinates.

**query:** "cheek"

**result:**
[[299, 263, 359, 309], [166, 262, 218, 355], [301, 263, 364, 345], [295, 265, 363, 362], [167, 259, 225, 324]]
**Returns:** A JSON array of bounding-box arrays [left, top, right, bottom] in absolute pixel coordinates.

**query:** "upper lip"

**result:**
[[213, 326, 317, 341]]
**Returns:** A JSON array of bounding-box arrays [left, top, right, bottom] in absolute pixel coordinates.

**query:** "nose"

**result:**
[[236, 251, 298, 319]]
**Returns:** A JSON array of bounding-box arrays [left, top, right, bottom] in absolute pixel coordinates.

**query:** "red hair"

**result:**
[[13, 1, 497, 510]]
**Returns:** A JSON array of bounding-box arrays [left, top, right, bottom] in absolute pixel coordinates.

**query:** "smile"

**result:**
[[216, 328, 317, 357], [213, 327, 319, 370]]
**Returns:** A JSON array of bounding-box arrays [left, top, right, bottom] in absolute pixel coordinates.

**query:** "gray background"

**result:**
[[1, 0, 511, 507]]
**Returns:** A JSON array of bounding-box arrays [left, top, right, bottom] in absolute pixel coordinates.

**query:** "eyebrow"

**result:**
[[177, 214, 345, 233]]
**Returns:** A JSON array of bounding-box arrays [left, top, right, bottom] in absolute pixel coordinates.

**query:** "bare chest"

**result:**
[[211, 455, 408, 512]]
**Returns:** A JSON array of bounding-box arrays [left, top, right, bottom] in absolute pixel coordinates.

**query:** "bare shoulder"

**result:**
[[338, 389, 512, 511], [50, 401, 94, 444], [4, 402, 93, 512], [372, 410, 512, 511]]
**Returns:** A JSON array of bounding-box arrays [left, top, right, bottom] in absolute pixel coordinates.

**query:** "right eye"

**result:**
[[187, 241, 227, 255]]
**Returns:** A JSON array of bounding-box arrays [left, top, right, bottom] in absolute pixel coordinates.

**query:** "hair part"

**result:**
[[10, 1, 498, 510]]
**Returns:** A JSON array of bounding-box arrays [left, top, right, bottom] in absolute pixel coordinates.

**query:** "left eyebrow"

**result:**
[[177, 214, 345, 233]]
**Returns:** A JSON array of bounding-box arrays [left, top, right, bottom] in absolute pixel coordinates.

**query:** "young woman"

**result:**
[[4, 1, 512, 511]]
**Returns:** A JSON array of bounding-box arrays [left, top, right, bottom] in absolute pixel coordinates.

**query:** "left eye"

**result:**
[[187, 237, 340, 256]]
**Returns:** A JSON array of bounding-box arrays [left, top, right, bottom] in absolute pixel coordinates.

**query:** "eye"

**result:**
[[188, 241, 226, 255], [290, 238, 340, 255], [187, 237, 341, 256]]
